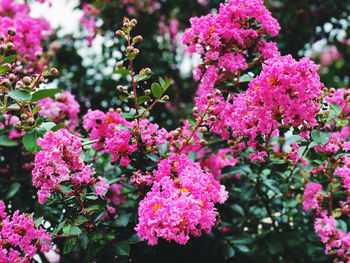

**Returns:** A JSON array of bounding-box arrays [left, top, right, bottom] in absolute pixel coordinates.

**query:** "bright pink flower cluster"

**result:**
[[319, 45, 342, 66], [226, 55, 323, 158], [302, 182, 322, 212], [0, 113, 23, 140], [183, 0, 280, 94], [79, 3, 100, 46], [135, 154, 228, 245], [38, 91, 80, 132], [0, 0, 52, 61], [83, 109, 131, 149], [121, 0, 161, 15], [32, 129, 108, 203], [0, 201, 52, 262]]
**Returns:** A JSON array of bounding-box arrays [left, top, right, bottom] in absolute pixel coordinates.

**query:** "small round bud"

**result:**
[[322, 87, 328, 93], [207, 107, 214, 114], [115, 30, 126, 37], [145, 89, 151, 96], [228, 140, 235, 146], [116, 61, 124, 68], [123, 22, 129, 28], [200, 126, 208, 133], [133, 48, 139, 55], [8, 73, 16, 82], [108, 108, 115, 113], [133, 35, 143, 44], [130, 19, 137, 26], [35, 51, 43, 59], [7, 28, 16, 36], [193, 107, 199, 114], [50, 68, 59, 76], [20, 113, 29, 121], [144, 68, 151, 75], [172, 131, 180, 139], [215, 89, 221, 96], [117, 85, 124, 92], [6, 42, 14, 51], [199, 139, 207, 146], [126, 46, 134, 54], [16, 80, 24, 87], [209, 115, 216, 122], [27, 117, 35, 126], [161, 95, 169, 101], [214, 99, 220, 104], [116, 108, 122, 113], [1, 78, 10, 87], [206, 93, 212, 99], [329, 88, 336, 94], [22, 76, 32, 86], [14, 122, 22, 130]]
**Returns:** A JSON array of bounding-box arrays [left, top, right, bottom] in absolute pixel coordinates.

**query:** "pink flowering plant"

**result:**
[[1, 0, 350, 262]]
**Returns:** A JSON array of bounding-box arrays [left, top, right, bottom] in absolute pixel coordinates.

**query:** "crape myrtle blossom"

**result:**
[[135, 154, 228, 245], [80, 3, 100, 46], [183, 0, 280, 95], [302, 182, 322, 213], [32, 129, 109, 204], [38, 91, 80, 132], [225, 55, 323, 160], [0, 201, 52, 262], [0, 0, 52, 61]]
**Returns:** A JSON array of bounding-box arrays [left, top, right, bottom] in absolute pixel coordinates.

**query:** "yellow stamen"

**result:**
[[152, 203, 161, 211], [181, 188, 189, 193]]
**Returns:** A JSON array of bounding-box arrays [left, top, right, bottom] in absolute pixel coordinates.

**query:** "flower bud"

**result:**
[[130, 19, 137, 26], [115, 30, 126, 37], [50, 68, 59, 76], [133, 35, 143, 44], [35, 51, 43, 59], [8, 73, 16, 82], [207, 107, 214, 114], [200, 126, 208, 133], [329, 88, 336, 94], [20, 113, 29, 121], [214, 99, 220, 104], [206, 93, 212, 99], [193, 107, 199, 113], [144, 68, 151, 75], [7, 27, 16, 36], [116, 61, 124, 68], [1, 78, 10, 87], [145, 89, 151, 96], [126, 46, 134, 54], [133, 48, 140, 55], [14, 122, 22, 130], [215, 89, 222, 96], [27, 117, 35, 126], [117, 85, 124, 92], [199, 139, 207, 146], [172, 130, 180, 139], [161, 95, 169, 101], [209, 115, 216, 122], [6, 42, 14, 51], [0, 44, 6, 54], [22, 76, 32, 86]]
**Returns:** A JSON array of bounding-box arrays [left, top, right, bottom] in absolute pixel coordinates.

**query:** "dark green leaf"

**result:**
[[0, 65, 9, 75], [311, 130, 331, 146], [8, 89, 32, 102], [0, 135, 18, 147], [151, 83, 162, 98], [0, 55, 17, 65], [114, 68, 130, 75], [136, 95, 150, 105], [6, 183, 21, 199], [63, 237, 76, 254], [114, 241, 130, 256], [31, 89, 60, 102]]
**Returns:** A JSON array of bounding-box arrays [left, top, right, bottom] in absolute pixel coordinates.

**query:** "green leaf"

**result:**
[[159, 77, 165, 87], [236, 244, 250, 253], [163, 79, 171, 92], [311, 130, 331, 146], [52, 220, 66, 236], [114, 68, 130, 75], [51, 124, 65, 132], [231, 204, 245, 216], [188, 117, 197, 127], [0, 135, 18, 147], [151, 83, 162, 98], [0, 55, 17, 65], [264, 179, 281, 194], [0, 65, 9, 75], [225, 246, 235, 260], [126, 234, 140, 244], [70, 226, 82, 235], [63, 237, 76, 254], [6, 183, 21, 199], [146, 153, 159, 162], [115, 213, 130, 227], [40, 122, 56, 131], [114, 241, 130, 256], [239, 74, 252, 83], [34, 217, 44, 228], [22, 129, 45, 152], [136, 95, 150, 105], [63, 224, 72, 235], [135, 74, 152, 82], [85, 204, 100, 213], [31, 88, 61, 102], [331, 103, 342, 116], [8, 89, 32, 102]]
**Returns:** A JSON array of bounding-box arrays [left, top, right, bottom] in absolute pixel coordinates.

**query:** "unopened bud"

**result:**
[[199, 139, 207, 146], [6, 42, 14, 51], [214, 99, 220, 104], [20, 114, 29, 121], [50, 68, 59, 76], [116, 61, 123, 68], [215, 89, 221, 96], [35, 51, 43, 59], [27, 117, 35, 126], [172, 131, 180, 139], [126, 46, 134, 54], [161, 95, 169, 101], [206, 93, 212, 99], [14, 122, 22, 130], [8, 73, 16, 82], [115, 30, 126, 37], [117, 85, 124, 92], [133, 48, 139, 55], [116, 108, 122, 113], [209, 115, 216, 122], [7, 27, 16, 36], [123, 22, 129, 28], [130, 19, 137, 26], [145, 89, 151, 96], [133, 35, 143, 44], [228, 140, 235, 146], [144, 68, 151, 75], [207, 107, 214, 114], [329, 88, 336, 94], [200, 126, 208, 133], [1, 78, 10, 87], [322, 87, 328, 93], [22, 76, 32, 86], [193, 107, 199, 113]]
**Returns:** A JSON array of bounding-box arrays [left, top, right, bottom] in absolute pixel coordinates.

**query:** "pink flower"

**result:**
[[302, 182, 322, 212]]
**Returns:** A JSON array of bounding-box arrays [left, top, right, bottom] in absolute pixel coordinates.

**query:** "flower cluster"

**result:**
[[79, 3, 100, 46], [38, 91, 80, 132], [135, 154, 228, 245], [121, 0, 161, 15], [32, 128, 108, 203], [0, 0, 52, 61], [0, 201, 52, 262], [183, 0, 280, 95], [226, 55, 323, 159]]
